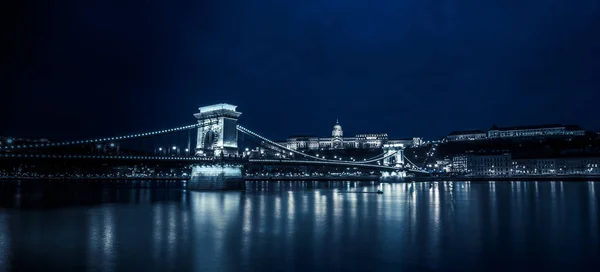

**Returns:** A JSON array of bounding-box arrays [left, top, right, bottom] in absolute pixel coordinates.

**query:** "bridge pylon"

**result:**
[[382, 143, 405, 167], [194, 103, 242, 157]]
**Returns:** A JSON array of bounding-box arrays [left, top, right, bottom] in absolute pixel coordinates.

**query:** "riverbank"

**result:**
[[244, 175, 380, 181], [0, 177, 189, 181], [405, 175, 600, 182]]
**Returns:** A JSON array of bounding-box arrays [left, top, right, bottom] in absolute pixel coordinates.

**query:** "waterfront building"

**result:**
[[451, 155, 468, 173], [487, 124, 585, 139], [513, 156, 600, 175], [467, 153, 512, 176], [446, 130, 487, 141], [277, 120, 422, 151], [512, 158, 557, 175]]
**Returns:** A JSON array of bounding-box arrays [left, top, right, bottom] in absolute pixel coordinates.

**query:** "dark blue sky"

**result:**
[[4, 0, 600, 141]]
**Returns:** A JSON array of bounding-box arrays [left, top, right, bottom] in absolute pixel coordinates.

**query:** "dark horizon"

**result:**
[[4, 0, 600, 141]]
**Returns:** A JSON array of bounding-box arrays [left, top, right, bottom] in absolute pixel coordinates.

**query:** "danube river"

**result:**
[[0, 181, 599, 271]]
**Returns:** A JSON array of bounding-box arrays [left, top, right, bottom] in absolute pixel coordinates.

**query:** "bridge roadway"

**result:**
[[0, 153, 428, 173], [0, 153, 215, 162], [247, 159, 405, 171]]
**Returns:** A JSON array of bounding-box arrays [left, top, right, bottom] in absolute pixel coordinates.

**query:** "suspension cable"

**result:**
[[3, 124, 200, 151]]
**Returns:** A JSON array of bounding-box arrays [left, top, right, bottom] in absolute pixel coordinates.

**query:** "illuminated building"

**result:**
[[467, 153, 512, 176], [446, 130, 487, 141], [487, 124, 585, 139], [451, 155, 468, 173], [277, 120, 422, 151], [512, 156, 600, 175]]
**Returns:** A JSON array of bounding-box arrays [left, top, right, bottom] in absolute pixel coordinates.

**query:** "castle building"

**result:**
[[277, 120, 422, 151], [487, 124, 585, 139]]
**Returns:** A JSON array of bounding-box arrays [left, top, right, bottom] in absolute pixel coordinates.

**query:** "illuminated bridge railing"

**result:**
[[0, 153, 216, 162], [1, 124, 200, 151], [248, 159, 405, 171]]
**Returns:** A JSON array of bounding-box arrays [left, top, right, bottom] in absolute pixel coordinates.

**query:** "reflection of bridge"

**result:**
[[1, 103, 428, 189]]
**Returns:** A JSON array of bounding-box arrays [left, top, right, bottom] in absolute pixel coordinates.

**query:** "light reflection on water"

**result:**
[[0, 181, 598, 271]]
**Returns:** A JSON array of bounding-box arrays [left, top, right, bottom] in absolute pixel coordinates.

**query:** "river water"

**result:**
[[0, 181, 599, 271]]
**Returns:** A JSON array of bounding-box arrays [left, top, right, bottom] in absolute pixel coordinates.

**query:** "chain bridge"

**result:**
[[1, 103, 428, 190]]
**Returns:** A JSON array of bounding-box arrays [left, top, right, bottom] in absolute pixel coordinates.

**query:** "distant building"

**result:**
[[513, 156, 600, 175], [467, 153, 512, 176], [487, 124, 585, 139], [388, 138, 423, 147], [446, 130, 487, 141], [277, 120, 422, 151], [451, 155, 468, 173], [355, 133, 387, 149]]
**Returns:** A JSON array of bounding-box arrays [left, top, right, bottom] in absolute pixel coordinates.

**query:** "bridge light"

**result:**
[[158, 147, 163, 151], [172, 146, 177, 150]]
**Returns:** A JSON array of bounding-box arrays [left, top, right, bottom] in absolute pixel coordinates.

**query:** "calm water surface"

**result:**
[[0, 181, 599, 271]]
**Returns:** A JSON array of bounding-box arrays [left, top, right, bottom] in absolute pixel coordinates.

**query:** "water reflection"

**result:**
[[0, 181, 599, 271]]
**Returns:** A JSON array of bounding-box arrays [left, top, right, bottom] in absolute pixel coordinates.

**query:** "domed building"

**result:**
[[332, 119, 343, 138], [277, 120, 423, 151], [332, 119, 344, 149]]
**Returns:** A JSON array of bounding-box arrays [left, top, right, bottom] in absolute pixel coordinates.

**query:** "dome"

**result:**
[[333, 119, 342, 130], [332, 119, 343, 137]]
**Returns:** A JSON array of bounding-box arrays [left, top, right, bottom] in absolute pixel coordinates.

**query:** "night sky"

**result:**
[[4, 0, 600, 141]]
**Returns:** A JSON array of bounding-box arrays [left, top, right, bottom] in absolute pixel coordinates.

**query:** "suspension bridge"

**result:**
[[1, 103, 428, 189]]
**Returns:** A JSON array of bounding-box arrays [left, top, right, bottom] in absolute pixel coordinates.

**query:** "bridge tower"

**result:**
[[194, 103, 242, 157], [382, 143, 405, 167], [188, 103, 245, 191]]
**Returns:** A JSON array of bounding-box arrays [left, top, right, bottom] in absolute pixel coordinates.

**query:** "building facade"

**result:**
[[467, 153, 512, 176], [513, 157, 600, 175], [451, 155, 468, 173], [277, 120, 422, 151], [488, 124, 585, 139], [446, 130, 487, 141]]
